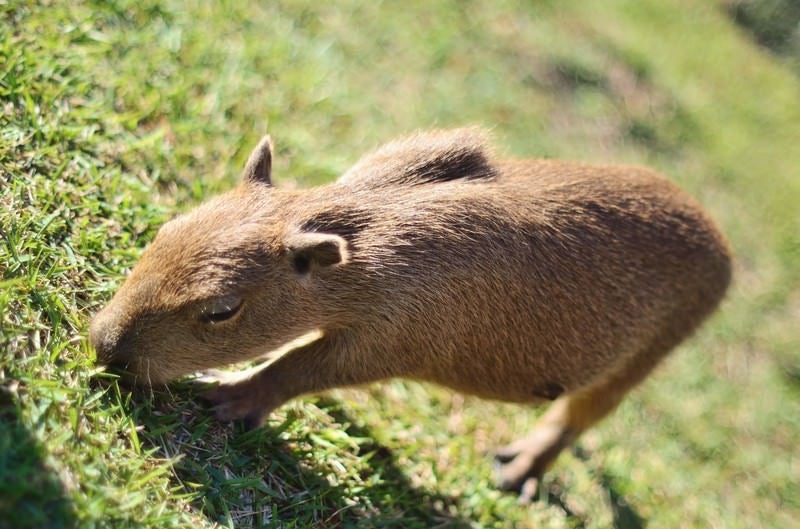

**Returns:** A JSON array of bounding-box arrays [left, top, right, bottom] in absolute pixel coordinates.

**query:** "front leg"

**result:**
[[203, 331, 382, 428]]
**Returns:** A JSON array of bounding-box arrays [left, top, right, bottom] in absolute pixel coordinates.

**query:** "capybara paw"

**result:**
[[493, 448, 543, 503], [203, 382, 267, 430], [492, 425, 573, 503]]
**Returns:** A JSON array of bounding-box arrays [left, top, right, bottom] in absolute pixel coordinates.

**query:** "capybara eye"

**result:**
[[200, 295, 243, 324]]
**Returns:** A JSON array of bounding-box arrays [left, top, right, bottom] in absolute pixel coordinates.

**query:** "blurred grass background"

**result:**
[[1, 0, 798, 527]]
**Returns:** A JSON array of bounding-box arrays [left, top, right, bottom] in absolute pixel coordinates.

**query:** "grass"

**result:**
[[1, 0, 798, 527]]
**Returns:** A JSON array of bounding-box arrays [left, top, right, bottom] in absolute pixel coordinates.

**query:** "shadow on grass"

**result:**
[[555, 445, 646, 529], [535, 473, 644, 529], [121, 383, 647, 528], [601, 474, 646, 529], [0, 391, 77, 529], [128, 388, 472, 528]]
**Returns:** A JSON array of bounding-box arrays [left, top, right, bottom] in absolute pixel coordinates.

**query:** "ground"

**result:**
[[1, 1, 798, 528]]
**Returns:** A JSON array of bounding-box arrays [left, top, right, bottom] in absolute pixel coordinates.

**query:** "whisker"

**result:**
[[146, 359, 155, 400]]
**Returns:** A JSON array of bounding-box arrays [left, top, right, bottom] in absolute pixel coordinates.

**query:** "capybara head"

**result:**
[[90, 137, 349, 383]]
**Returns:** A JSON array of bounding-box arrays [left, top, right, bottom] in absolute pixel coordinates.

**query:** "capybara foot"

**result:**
[[493, 424, 574, 503], [201, 370, 271, 429]]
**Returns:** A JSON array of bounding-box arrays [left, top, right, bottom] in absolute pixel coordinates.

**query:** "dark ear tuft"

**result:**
[[287, 232, 349, 274], [243, 135, 273, 185]]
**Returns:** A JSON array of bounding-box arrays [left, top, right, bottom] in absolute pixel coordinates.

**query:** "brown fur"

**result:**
[[90, 128, 731, 500]]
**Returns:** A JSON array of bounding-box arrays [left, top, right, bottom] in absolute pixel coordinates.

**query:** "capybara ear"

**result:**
[[286, 232, 349, 274], [242, 135, 273, 186]]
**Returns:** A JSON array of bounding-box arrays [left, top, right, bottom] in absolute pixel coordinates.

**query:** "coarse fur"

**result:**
[[90, 128, 731, 500]]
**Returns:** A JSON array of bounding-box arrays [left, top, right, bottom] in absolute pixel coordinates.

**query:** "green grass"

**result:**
[[1, 0, 798, 527]]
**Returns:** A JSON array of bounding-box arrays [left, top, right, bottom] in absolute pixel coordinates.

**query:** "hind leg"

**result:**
[[494, 347, 670, 503]]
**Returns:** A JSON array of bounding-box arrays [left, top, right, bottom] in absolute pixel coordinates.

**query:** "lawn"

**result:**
[[1, 1, 798, 528]]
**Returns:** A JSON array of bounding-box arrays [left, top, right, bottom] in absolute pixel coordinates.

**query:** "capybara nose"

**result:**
[[89, 311, 122, 365]]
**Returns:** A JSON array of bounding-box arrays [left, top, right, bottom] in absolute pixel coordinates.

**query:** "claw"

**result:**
[[518, 477, 540, 504], [493, 449, 537, 491]]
